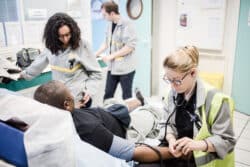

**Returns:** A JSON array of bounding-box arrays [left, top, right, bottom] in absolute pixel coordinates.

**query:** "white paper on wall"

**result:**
[[201, 0, 223, 9], [207, 16, 223, 49], [5, 22, 23, 46], [176, 0, 226, 51], [23, 21, 45, 44], [27, 8, 48, 19]]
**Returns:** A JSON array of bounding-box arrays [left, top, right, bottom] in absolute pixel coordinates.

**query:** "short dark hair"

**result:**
[[43, 13, 81, 55], [101, 1, 120, 14], [34, 80, 67, 110]]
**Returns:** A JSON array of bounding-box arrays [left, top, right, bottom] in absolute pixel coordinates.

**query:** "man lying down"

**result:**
[[33, 80, 172, 164], [0, 88, 130, 167]]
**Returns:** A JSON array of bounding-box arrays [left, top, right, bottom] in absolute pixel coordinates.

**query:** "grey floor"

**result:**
[[234, 111, 250, 167]]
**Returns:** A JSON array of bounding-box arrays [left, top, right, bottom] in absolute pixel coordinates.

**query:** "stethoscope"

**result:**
[[161, 94, 201, 144]]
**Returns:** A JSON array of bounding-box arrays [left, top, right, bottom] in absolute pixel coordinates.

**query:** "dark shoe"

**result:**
[[135, 88, 145, 106]]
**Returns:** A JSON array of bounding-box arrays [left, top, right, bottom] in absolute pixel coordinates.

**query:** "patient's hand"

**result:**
[[169, 138, 183, 158], [82, 93, 91, 104], [75, 92, 92, 109], [75, 101, 85, 109]]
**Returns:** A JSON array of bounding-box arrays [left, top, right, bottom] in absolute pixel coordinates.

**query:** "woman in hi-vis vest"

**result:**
[[138, 46, 236, 167]]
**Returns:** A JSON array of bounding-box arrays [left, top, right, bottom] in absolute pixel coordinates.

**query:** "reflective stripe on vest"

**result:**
[[50, 64, 82, 73], [195, 153, 217, 166], [108, 38, 125, 61], [194, 86, 235, 167]]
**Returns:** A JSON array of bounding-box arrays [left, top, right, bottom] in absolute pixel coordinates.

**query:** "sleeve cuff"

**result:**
[[206, 136, 227, 159], [108, 135, 135, 161]]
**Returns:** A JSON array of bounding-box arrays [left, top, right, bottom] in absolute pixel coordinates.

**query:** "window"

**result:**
[[0, 0, 21, 46]]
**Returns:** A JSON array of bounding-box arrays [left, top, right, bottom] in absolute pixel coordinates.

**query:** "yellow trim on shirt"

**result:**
[[115, 56, 124, 61], [50, 64, 82, 73], [107, 39, 124, 61], [112, 40, 123, 47]]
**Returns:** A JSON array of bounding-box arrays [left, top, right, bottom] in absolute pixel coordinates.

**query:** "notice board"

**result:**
[[176, 0, 226, 51]]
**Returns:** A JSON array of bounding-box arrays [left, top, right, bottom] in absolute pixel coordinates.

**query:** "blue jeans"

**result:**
[[104, 71, 135, 100]]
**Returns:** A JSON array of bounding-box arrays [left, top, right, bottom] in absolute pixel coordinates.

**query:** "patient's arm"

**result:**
[[109, 135, 173, 163], [133, 145, 173, 162]]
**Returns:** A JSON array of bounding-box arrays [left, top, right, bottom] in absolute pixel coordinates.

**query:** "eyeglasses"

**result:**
[[58, 32, 71, 39], [163, 72, 190, 86]]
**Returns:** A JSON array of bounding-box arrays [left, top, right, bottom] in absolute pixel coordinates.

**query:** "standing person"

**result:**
[[95, 1, 137, 100], [20, 12, 102, 107]]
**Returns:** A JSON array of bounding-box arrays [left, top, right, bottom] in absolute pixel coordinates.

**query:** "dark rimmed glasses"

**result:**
[[163, 71, 190, 86]]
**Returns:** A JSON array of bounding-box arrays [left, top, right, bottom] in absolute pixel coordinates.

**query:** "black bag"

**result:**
[[16, 48, 40, 69]]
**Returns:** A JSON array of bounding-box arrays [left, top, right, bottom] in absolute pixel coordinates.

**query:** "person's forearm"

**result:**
[[133, 146, 173, 162], [84, 71, 102, 96], [111, 45, 134, 59], [166, 133, 176, 143], [20, 53, 48, 80], [95, 43, 108, 57]]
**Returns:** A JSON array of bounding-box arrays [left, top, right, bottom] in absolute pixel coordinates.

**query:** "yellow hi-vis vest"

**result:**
[[194, 88, 235, 167]]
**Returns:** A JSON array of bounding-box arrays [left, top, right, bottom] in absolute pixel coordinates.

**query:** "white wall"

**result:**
[[152, 0, 240, 96], [222, 0, 240, 94], [152, 0, 177, 96]]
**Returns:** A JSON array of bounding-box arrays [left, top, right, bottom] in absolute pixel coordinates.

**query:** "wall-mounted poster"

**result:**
[[23, 21, 45, 44], [176, 0, 226, 51], [5, 22, 23, 46]]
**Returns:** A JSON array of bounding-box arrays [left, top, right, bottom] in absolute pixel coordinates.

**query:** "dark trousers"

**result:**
[[104, 70, 135, 100]]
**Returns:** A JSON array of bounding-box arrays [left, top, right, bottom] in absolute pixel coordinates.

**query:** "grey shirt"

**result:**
[[165, 78, 236, 159], [21, 40, 102, 101], [105, 17, 137, 75]]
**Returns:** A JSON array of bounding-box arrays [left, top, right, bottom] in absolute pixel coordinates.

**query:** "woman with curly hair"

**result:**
[[20, 13, 102, 108]]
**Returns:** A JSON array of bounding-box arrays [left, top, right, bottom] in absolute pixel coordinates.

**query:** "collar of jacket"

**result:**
[[115, 16, 125, 26], [171, 77, 206, 109], [195, 78, 207, 109]]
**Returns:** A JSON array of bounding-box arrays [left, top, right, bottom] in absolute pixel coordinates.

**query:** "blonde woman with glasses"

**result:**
[[161, 46, 236, 167], [138, 46, 236, 167]]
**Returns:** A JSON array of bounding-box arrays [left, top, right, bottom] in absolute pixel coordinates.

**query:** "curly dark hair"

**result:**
[[43, 13, 81, 55]]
